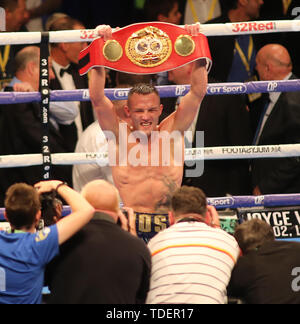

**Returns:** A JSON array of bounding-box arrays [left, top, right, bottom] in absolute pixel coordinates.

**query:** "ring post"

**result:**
[[39, 32, 52, 180]]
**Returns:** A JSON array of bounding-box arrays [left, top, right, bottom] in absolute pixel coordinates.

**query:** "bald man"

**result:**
[[81, 180, 120, 215], [46, 180, 151, 304], [251, 44, 300, 195], [255, 44, 292, 82]]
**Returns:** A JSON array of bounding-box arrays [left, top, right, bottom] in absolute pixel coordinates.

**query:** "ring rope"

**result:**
[[0, 20, 299, 45], [0, 193, 300, 221], [207, 194, 300, 209], [1, 79, 300, 104], [0, 143, 299, 169]]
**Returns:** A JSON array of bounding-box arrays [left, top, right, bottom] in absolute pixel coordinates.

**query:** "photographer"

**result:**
[[0, 180, 94, 304], [146, 186, 240, 304], [40, 190, 63, 228]]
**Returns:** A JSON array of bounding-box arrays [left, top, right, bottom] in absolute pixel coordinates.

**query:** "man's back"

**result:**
[[47, 212, 151, 304], [0, 226, 59, 304], [228, 241, 300, 304], [147, 222, 240, 304]]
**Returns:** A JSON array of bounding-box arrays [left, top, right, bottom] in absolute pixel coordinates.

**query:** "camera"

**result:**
[[122, 209, 129, 220], [117, 209, 129, 227], [39, 190, 63, 227]]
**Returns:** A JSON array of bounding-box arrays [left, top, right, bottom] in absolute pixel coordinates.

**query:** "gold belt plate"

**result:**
[[125, 26, 172, 68]]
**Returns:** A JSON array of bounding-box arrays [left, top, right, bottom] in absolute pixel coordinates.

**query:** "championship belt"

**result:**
[[79, 22, 212, 75]]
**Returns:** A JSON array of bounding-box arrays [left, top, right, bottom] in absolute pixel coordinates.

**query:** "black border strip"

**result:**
[[39, 32, 52, 180]]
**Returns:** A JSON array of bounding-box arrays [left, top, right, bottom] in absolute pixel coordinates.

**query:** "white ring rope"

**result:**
[[0, 20, 299, 45], [1, 144, 300, 168]]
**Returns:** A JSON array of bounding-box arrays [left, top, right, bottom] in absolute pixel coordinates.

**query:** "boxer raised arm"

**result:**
[[89, 24, 208, 136], [89, 23, 208, 215]]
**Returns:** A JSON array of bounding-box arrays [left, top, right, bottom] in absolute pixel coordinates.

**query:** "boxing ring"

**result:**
[[1, 20, 300, 241]]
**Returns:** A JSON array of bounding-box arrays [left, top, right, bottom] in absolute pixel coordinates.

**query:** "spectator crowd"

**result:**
[[0, 0, 300, 304]]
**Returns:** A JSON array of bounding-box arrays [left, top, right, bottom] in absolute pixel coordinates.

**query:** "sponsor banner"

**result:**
[[4, 206, 299, 241], [231, 21, 276, 34], [113, 88, 130, 100], [207, 197, 235, 209], [238, 207, 300, 240], [0, 210, 238, 239], [218, 211, 239, 235], [2, 80, 300, 105], [0, 143, 300, 169], [1, 20, 300, 47], [220, 146, 281, 155], [207, 83, 247, 95], [185, 144, 300, 161]]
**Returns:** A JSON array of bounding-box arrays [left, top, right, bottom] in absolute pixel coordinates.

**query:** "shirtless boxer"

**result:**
[[89, 24, 208, 238]]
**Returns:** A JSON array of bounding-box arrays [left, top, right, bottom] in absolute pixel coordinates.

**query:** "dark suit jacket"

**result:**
[[228, 241, 300, 304], [45, 212, 151, 304], [259, 0, 285, 19], [284, 0, 300, 77], [0, 101, 73, 206], [161, 93, 252, 197], [205, 15, 271, 82], [252, 74, 300, 194], [50, 63, 94, 151]]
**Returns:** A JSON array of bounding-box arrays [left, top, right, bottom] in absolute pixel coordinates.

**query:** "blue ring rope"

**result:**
[[1, 79, 300, 104], [1, 194, 300, 221]]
